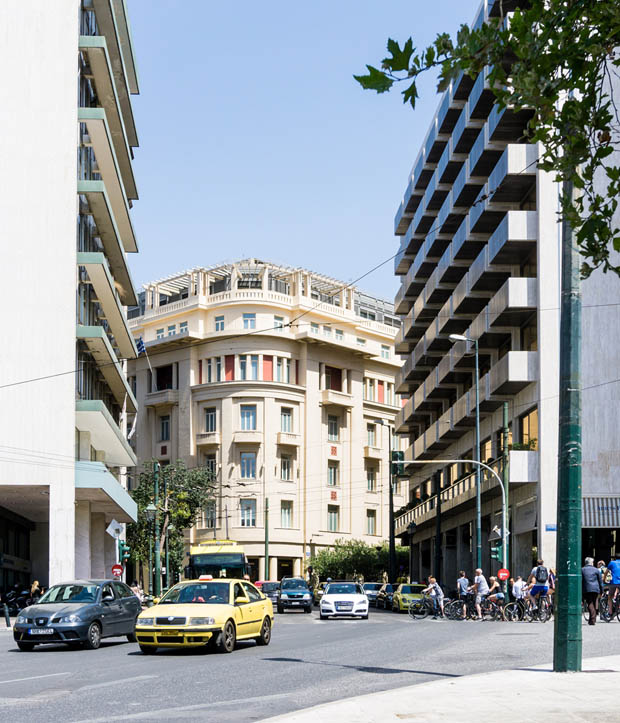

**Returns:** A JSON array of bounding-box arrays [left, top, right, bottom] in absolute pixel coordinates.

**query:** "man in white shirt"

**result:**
[[512, 575, 527, 600], [470, 568, 489, 620]]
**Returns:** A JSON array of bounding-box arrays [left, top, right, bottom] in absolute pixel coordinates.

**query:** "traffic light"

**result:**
[[119, 540, 131, 561], [490, 540, 502, 561], [391, 450, 405, 477]]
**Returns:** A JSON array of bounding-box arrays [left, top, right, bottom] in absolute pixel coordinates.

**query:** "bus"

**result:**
[[185, 540, 248, 580]]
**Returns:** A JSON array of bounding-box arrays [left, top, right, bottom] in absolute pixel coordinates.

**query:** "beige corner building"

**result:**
[[128, 260, 404, 580]]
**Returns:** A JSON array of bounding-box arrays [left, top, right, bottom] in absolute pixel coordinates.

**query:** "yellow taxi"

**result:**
[[135, 576, 273, 654], [391, 583, 426, 612]]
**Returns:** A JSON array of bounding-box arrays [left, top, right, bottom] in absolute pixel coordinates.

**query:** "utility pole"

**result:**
[[502, 402, 510, 571], [265, 497, 269, 580], [163, 472, 169, 590], [473, 338, 482, 569], [153, 461, 161, 597], [554, 179, 582, 672], [388, 427, 396, 584], [147, 520, 153, 596], [433, 470, 442, 582]]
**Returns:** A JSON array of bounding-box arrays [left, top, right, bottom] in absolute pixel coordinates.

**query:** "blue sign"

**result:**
[[545, 524, 557, 532]]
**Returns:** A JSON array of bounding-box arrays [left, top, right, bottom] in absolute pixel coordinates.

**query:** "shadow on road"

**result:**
[[263, 656, 461, 677]]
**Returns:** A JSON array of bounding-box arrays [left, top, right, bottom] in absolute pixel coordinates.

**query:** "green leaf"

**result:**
[[402, 81, 419, 107], [354, 65, 394, 94], [383, 37, 414, 72]]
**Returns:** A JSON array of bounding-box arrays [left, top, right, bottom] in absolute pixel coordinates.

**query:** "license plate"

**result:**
[[159, 630, 181, 635], [29, 628, 54, 635], [292, 602, 300, 605], [337, 606, 352, 611]]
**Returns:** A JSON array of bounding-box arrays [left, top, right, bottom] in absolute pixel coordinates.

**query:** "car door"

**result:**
[[113, 582, 141, 634], [232, 582, 252, 637], [242, 582, 266, 635], [100, 583, 123, 637]]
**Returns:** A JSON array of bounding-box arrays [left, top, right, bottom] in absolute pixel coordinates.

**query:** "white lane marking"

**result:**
[[77, 675, 157, 693], [0, 672, 71, 685]]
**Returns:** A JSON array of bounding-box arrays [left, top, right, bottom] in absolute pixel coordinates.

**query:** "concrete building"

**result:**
[[392, 0, 620, 583], [0, 0, 140, 588], [128, 260, 403, 581]]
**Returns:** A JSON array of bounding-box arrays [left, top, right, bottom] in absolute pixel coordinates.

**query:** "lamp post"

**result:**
[[378, 419, 396, 584], [449, 333, 482, 569], [144, 502, 157, 596], [153, 461, 161, 597]]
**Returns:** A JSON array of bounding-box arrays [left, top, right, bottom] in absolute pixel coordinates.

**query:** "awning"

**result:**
[[75, 400, 137, 468], [583, 497, 620, 528], [75, 460, 137, 523]]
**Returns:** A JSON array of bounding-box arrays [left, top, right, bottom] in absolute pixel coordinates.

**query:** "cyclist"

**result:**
[[606, 554, 620, 613], [528, 558, 550, 609], [487, 576, 504, 605], [470, 568, 489, 620], [456, 571, 469, 618], [422, 576, 444, 619]]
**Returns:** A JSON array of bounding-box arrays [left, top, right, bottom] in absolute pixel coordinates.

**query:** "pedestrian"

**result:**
[[469, 568, 489, 620], [527, 559, 550, 609], [487, 576, 505, 605], [422, 576, 444, 618], [582, 556, 604, 625], [0, 589, 10, 628], [512, 575, 527, 600], [605, 554, 620, 612], [456, 571, 469, 617], [30, 580, 41, 605]]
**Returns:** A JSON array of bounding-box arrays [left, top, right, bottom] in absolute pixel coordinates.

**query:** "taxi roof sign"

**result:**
[[199, 574, 213, 580]]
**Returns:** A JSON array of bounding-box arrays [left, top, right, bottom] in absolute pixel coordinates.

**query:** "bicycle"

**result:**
[[504, 595, 551, 622], [408, 594, 441, 620]]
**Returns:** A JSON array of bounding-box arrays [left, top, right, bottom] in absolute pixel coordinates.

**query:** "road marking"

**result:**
[[0, 672, 71, 685], [77, 675, 157, 693]]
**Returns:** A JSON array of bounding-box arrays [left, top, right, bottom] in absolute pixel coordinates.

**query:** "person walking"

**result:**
[[582, 556, 604, 625]]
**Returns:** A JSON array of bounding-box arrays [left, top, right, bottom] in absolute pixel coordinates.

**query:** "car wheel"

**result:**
[[319, 612, 327, 620], [139, 644, 157, 655], [84, 622, 102, 650], [256, 618, 271, 646], [216, 620, 236, 653], [304, 606, 312, 614], [17, 642, 35, 652], [126, 633, 137, 643], [361, 614, 368, 619]]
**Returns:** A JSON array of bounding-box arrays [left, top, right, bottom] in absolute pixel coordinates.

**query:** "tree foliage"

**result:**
[[127, 460, 215, 579], [355, 0, 620, 277], [310, 538, 409, 581]]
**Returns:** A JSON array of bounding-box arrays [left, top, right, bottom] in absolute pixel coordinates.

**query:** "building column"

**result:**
[[293, 558, 301, 577], [269, 556, 278, 580], [74, 501, 91, 579], [258, 556, 266, 581], [90, 513, 106, 578], [49, 481, 75, 585]]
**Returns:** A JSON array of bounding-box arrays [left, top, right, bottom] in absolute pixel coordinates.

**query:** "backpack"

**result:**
[[535, 566, 549, 583]]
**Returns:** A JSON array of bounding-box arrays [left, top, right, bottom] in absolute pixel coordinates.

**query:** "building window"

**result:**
[[167, 325, 176, 337], [325, 366, 342, 392], [381, 344, 390, 359], [366, 509, 377, 535], [239, 355, 247, 380], [240, 499, 256, 527], [360, 309, 376, 320], [240, 405, 257, 431], [328, 461, 339, 486], [364, 378, 375, 401], [204, 454, 217, 477], [215, 315, 224, 331], [243, 313, 256, 330], [481, 437, 493, 463], [281, 408, 292, 433], [274, 315, 284, 332], [159, 415, 170, 442], [310, 322, 319, 335], [240, 452, 256, 479], [180, 321, 188, 334], [156, 328, 164, 340], [367, 467, 377, 492], [276, 357, 290, 383], [519, 407, 538, 449], [206, 359, 213, 383], [386, 383, 393, 406], [281, 501, 293, 528], [356, 337, 366, 347], [323, 325, 332, 337], [205, 407, 216, 433], [203, 502, 216, 529], [216, 357, 222, 381], [281, 455, 292, 481], [328, 505, 340, 532], [335, 329, 344, 341], [328, 415, 339, 441], [367, 423, 376, 447], [250, 355, 259, 380]]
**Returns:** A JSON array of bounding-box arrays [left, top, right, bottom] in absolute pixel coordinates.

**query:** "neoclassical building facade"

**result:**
[[128, 260, 404, 580]]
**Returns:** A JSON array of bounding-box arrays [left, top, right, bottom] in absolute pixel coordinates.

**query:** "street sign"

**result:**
[[111, 564, 123, 578], [497, 568, 510, 581], [106, 519, 123, 539]]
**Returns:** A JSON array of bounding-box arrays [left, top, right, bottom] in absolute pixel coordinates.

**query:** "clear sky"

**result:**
[[128, 0, 480, 302]]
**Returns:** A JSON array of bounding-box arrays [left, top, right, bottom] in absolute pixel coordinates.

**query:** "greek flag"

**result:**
[[136, 337, 146, 355]]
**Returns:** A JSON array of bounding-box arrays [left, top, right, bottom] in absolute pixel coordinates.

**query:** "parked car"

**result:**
[[13, 580, 141, 651], [391, 583, 426, 612], [313, 581, 327, 606], [277, 577, 312, 614], [362, 582, 383, 607], [376, 583, 395, 610], [259, 581, 280, 606], [320, 582, 369, 619]]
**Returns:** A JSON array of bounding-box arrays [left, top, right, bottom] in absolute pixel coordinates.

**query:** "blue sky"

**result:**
[[128, 0, 480, 301]]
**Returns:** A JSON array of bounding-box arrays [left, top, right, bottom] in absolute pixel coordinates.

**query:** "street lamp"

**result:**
[[377, 419, 396, 584], [449, 333, 482, 569], [144, 502, 156, 596]]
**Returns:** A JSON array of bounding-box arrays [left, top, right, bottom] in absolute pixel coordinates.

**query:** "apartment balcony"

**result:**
[[321, 389, 354, 408], [488, 211, 538, 265], [394, 279, 413, 315], [488, 103, 533, 143], [277, 432, 301, 447], [489, 277, 537, 327], [394, 243, 413, 279], [489, 144, 537, 204], [196, 431, 221, 446], [435, 296, 474, 338], [77, 325, 137, 412], [489, 351, 538, 395], [468, 244, 511, 294], [90, 1, 139, 144], [75, 399, 137, 467], [452, 159, 485, 210], [469, 122, 505, 179], [468, 66, 496, 121], [233, 431, 262, 444], [144, 389, 179, 407], [363, 445, 383, 460], [79, 107, 137, 252], [394, 325, 414, 355], [451, 99, 484, 155], [509, 450, 539, 484], [77, 252, 137, 359], [79, 36, 137, 199], [436, 188, 468, 237], [75, 460, 137, 523], [78, 181, 136, 305]]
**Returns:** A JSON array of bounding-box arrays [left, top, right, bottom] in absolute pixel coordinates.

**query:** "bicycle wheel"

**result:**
[[503, 602, 523, 622], [409, 599, 430, 619], [482, 601, 500, 621], [599, 596, 611, 622], [537, 599, 550, 623], [446, 600, 464, 620]]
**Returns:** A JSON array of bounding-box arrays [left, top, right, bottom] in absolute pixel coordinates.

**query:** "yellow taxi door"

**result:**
[[232, 582, 253, 637], [242, 582, 266, 635]]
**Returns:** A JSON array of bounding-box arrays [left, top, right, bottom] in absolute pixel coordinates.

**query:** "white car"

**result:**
[[319, 582, 369, 619]]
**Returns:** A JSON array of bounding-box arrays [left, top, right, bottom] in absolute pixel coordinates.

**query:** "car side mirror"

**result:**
[[152, 597, 160, 605], [235, 596, 249, 605], [102, 594, 114, 602]]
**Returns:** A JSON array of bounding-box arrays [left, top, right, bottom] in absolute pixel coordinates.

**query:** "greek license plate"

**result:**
[[291, 602, 300, 605], [159, 630, 181, 635], [29, 628, 54, 635]]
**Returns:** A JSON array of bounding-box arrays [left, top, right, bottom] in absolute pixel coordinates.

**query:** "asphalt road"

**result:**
[[1, 607, 619, 722]]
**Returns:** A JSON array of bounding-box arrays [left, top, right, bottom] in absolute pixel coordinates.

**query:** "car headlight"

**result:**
[[17, 615, 28, 624], [280, 593, 288, 599], [303, 593, 311, 599], [137, 617, 154, 626], [189, 617, 215, 626], [57, 614, 83, 623]]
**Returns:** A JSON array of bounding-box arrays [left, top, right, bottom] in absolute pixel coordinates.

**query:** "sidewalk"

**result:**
[[262, 655, 620, 723]]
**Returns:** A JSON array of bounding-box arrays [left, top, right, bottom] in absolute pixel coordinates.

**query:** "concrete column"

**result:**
[[31, 522, 50, 588], [319, 362, 325, 390], [342, 368, 349, 394], [269, 556, 278, 580], [74, 501, 91, 579], [258, 556, 266, 581], [78, 431, 91, 461], [90, 513, 106, 578], [293, 558, 301, 577], [49, 481, 75, 585]]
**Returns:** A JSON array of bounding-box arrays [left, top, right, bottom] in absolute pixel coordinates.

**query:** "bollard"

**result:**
[[3, 603, 11, 628]]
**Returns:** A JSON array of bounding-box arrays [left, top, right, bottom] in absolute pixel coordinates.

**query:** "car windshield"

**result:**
[[261, 583, 279, 592], [159, 582, 230, 605], [326, 583, 359, 595], [363, 583, 382, 591], [281, 579, 308, 591], [399, 585, 425, 594], [38, 584, 99, 604], [383, 584, 394, 593]]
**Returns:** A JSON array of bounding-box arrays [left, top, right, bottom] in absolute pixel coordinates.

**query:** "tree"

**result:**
[[310, 538, 409, 581], [128, 460, 216, 581], [355, 0, 620, 277]]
